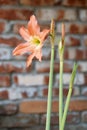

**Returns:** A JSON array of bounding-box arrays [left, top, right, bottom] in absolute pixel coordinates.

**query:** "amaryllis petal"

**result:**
[[28, 15, 40, 35], [35, 49, 42, 61], [13, 43, 29, 55], [40, 29, 50, 41], [19, 27, 30, 41], [26, 53, 35, 67], [13, 43, 36, 55]]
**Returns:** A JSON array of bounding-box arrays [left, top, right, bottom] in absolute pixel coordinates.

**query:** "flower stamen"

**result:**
[[31, 36, 40, 45]]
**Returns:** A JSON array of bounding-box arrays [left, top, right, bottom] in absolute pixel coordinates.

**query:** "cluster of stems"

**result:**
[[45, 21, 77, 130]]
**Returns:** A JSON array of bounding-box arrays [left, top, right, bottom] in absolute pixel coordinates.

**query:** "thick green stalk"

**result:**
[[59, 55, 63, 130], [45, 45, 54, 130], [61, 63, 78, 130]]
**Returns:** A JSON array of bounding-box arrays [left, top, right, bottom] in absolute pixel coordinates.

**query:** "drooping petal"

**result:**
[[28, 15, 40, 35], [13, 43, 28, 55], [13, 43, 36, 56], [19, 27, 30, 41], [35, 49, 42, 61], [26, 52, 35, 67], [39, 29, 50, 42]]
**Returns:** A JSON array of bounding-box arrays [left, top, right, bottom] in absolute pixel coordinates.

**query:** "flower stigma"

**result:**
[[31, 36, 41, 45]]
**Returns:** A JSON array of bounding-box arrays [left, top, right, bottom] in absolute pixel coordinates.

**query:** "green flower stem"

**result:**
[[59, 56, 63, 130], [61, 63, 78, 130], [45, 45, 54, 130]]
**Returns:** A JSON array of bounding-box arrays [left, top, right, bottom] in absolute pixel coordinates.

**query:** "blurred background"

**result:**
[[0, 0, 87, 130]]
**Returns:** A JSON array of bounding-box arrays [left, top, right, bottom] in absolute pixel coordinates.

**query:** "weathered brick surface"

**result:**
[[41, 112, 80, 124], [0, 61, 32, 73], [0, 0, 87, 129], [82, 111, 87, 123], [20, 0, 61, 6], [0, 104, 18, 115], [0, 75, 10, 87], [0, 0, 19, 5], [36, 9, 77, 21], [57, 22, 87, 34], [0, 114, 39, 127], [0, 9, 34, 20], [0, 36, 22, 47], [36, 61, 74, 73], [12, 74, 47, 86], [63, 0, 87, 7], [0, 21, 6, 33], [0, 90, 8, 99], [41, 87, 79, 97]]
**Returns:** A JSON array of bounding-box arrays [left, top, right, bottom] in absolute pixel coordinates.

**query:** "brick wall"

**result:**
[[0, 0, 87, 130]]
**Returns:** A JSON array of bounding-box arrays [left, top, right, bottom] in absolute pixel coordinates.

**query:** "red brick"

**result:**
[[75, 49, 85, 60], [63, 0, 87, 7], [0, 37, 22, 47], [20, 100, 87, 113], [0, 22, 6, 33], [69, 24, 79, 33], [82, 112, 87, 122], [85, 49, 87, 59], [78, 62, 87, 72], [20, 101, 58, 113], [64, 50, 69, 59], [0, 75, 10, 87], [70, 24, 79, 33], [0, 0, 18, 5], [67, 23, 87, 34], [65, 36, 80, 46], [20, 0, 61, 6], [70, 24, 87, 34], [69, 100, 87, 111], [64, 49, 86, 60], [66, 113, 80, 124], [0, 62, 32, 73], [44, 76, 49, 85], [0, 9, 34, 20], [53, 88, 73, 97], [57, 22, 87, 34], [0, 104, 18, 115], [57, 10, 65, 20], [0, 90, 8, 99], [41, 113, 80, 124]]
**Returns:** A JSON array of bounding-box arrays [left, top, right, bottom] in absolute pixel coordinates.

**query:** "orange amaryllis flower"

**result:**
[[13, 15, 50, 67]]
